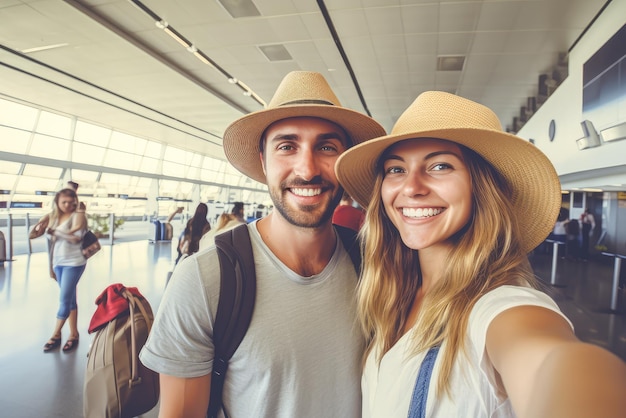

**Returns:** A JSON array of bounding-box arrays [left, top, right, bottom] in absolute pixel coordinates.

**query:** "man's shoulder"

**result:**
[[186, 246, 221, 282]]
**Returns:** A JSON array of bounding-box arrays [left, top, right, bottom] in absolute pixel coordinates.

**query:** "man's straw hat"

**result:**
[[335, 91, 561, 253], [223, 71, 386, 184]]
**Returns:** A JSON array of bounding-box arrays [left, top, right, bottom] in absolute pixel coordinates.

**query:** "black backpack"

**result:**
[[207, 224, 361, 418]]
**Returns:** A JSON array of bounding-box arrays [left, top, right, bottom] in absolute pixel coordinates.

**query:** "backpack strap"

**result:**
[[333, 224, 362, 276], [121, 288, 153, 387], [407, 346, 440, 418], [207, 224, 256, 418]]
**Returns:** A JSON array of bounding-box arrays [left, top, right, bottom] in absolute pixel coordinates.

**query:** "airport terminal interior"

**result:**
[[1, 0, 626, 417], [0, 225, 625, 417]]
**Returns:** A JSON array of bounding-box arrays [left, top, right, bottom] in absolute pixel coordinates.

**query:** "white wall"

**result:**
[[518, 0, 626, 190]]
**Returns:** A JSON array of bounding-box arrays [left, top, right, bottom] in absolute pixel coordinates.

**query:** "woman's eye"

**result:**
[[431, 162, 452, 171], [384, 166, 404, 175]]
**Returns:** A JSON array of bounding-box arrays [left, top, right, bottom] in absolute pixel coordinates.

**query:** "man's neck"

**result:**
[[257, 213, 337, 276]]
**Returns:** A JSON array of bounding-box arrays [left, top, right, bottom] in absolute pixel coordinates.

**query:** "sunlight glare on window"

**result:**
[[75, 121, 111, 145], [110, 131, 136, 151], [164, 145, 186, 163], [15, 175, 60, 194], [103, 149, 140, 171], [140, 156, 159, 174], [0, 126, 32, 154], [144, 141, 162, 158], [0, 98, 38, 130], [30, 134, 70, 160], [21, 164, 63, 179], [163, 160, 186, 177], [36, 111, 72, 138], [0, 173, 18, 188], [72, 142, 106, 165], [0, 161, 22, 175]]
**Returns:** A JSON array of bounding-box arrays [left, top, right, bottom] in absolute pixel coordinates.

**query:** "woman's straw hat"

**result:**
[[335, 91, 561, 252], [223, 71, 386, 184]]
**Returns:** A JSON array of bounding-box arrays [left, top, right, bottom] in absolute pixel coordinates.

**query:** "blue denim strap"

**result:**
[[407, 346, 440, 418]]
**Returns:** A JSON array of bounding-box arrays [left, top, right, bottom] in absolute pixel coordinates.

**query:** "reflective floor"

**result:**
[[0, 240, 170, 418], [0, 237, 625, 417]]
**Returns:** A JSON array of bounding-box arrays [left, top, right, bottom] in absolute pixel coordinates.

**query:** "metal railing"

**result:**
[[0, 213, 187, 261]]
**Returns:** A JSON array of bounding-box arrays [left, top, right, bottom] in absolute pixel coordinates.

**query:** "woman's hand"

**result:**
[[67, 236, 82, 244]]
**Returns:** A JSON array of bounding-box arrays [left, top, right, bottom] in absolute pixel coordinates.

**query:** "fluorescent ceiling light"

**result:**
[[21, 43, 69, 54], [164, 27, 191, 48]]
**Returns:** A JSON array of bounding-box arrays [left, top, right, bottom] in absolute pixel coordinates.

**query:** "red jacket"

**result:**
[[88, 283, 145, 333]]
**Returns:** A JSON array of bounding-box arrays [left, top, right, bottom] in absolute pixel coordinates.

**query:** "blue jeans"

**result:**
[[53, 264, 86, 319]]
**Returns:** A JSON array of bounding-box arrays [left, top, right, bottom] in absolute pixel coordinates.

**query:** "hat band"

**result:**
[[279, 99, 335, 106]]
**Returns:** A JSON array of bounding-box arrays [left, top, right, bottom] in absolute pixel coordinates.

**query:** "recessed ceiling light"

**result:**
[[258, 44, 292, 62], [217, 0, 261, 18], [437, 55, 465, 71]]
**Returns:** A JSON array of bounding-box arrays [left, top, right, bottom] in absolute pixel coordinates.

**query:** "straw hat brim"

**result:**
[[223, 104, 387, 184], [335, 127, 562, 253]]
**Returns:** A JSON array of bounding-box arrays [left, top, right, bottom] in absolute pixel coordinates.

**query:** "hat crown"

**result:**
[[391, 91, 503, 136], [268, 71, 342, 109]]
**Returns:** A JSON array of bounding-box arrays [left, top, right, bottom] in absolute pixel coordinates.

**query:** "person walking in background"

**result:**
[[140, 71, 386, 418], [332, 191, 365, 232], [565, 217, 581, 261], [549, 209, 568, 258], [166, 206, 184, 261], [42, 188, 88, 353], [553, 209, 568, 244], [30, 180, 84, 237], [199, 201, 246, 250], [177, 203, 211, 263], [580, 207, 596, 260], [335, 91, 626, 417], [231, 201, 245, 223]]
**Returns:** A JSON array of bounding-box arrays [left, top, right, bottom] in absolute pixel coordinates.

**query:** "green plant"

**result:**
[[87, 214, 125, 237]]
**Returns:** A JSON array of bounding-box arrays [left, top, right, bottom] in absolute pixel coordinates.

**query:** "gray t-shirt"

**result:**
[[140, 221, 364, 418]]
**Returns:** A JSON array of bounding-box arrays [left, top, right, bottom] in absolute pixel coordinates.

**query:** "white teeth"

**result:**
[[292, 188, 322, 197], [402, 207, 443, 218]]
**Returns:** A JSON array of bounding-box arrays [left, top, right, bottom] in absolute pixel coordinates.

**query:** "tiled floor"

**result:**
[[0, 228, 625, 417], [0, 239, 170, 418]]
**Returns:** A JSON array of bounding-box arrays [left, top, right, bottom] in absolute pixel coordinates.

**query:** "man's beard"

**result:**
[[268, 176, 343, 228]]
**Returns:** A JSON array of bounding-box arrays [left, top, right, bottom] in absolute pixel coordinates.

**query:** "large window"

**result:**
[[0, 96, 268, 216]]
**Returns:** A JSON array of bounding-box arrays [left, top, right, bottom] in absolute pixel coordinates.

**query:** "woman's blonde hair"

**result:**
[[215, 212, 236, 231], [358, 144, 537, 396], [49, 188, 78, 226]]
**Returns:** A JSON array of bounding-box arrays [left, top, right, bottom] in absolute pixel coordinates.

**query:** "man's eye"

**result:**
[[277, 144, 294, 151]]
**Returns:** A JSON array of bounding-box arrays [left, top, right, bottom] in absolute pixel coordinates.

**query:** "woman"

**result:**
[[335, 91, 626, 417], [43, 188, 88, 353], [177, 203, 211, 263]]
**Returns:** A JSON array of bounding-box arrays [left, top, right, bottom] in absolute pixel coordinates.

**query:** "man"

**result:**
[[140, 71, 385, 417]]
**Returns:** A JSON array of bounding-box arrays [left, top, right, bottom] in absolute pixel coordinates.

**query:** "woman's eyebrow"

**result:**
[[424, 150, 462, 160]]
